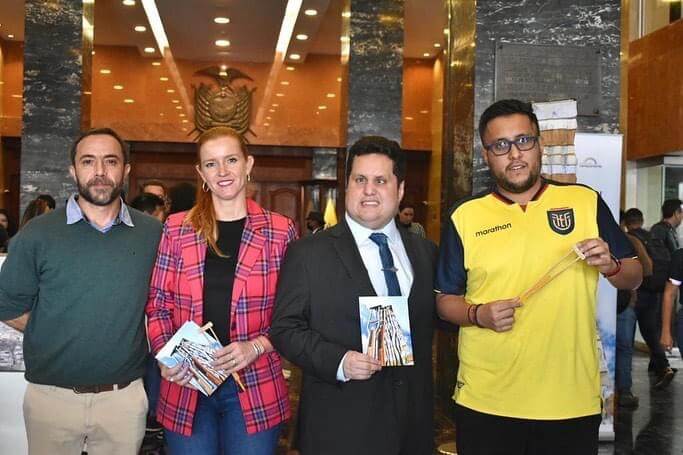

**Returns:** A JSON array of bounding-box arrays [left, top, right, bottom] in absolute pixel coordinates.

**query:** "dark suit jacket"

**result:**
[[271, 220, 437, 455]]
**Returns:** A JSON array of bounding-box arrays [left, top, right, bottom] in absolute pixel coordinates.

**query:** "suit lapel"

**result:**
[[398, 227, 420, 299], [331, 221, 376, 297]]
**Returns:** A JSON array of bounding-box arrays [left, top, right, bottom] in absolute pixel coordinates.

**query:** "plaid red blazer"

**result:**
[[146, 199, 297, 436]]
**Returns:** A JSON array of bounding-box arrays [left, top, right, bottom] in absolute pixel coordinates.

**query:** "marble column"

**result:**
[[347, 0, 404, 146], [21, 0, 92, 210]]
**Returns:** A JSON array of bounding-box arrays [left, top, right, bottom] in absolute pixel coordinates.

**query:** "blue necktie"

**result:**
[[369, 232, 401, 296]]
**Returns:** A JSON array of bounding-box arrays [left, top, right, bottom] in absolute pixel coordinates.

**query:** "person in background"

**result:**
[[305, 210, 324, 235], [0, 208, 15, 238], [0, 225, 8, 253], [130, 193, 167, 223], [19, 198, 51, 230], [37, 194, 56, 211], [397, 201, 426, 238], [146, 127, 296, 454], [141, 180, 170, 216]]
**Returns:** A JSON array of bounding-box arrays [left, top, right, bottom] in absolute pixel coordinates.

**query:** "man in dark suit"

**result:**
[[271, 136, 437, 455]]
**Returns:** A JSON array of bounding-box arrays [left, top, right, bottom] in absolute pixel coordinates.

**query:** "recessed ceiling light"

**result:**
[[91, 50, 96, 55], [99, 69, 111, 74], [263, 122, 270, 126], [423, 52, 430, 57], [296, 34, 308, 41], [122, 0, 135, 5], [276, 93, 285, 97], [289, 53, 301, 60], [443, 28, 449, 35], [266, 116, 272, 120], [271, 103, 279, 107], [167, 89, 175, 93], [172, 99, 179, 103], [280, 81, 290, 85], [269, 109, 276, 113], [11, 94, 21, 98], [420, 109, 429, 114], [182, 128, 188, 132], [134, 25, 147, 32], [124, 98, 135, 103], [318, 105, 327, 110], [152, 61, 161, 66], [160, 76, 169, 81], [326, 93, 336, 98], [405, 116, 414, 120], [179, 113, 186, 117], [182, 119, 189, 123], [286, 66, 295, 71], [304, 9, 317, 16], [83, 91, 92, 95], [433, 43, 441, 48], [341, 11, 351, 18], [337, 77, 342, 82], [160, 113, 164, 116], [214, 17, 230, 24], [7, 34, 14, 39], [215, 39, 230, 47], [144, 47, 156, 53], [175, 106, 182, 110], [113, 84, 124, 90]]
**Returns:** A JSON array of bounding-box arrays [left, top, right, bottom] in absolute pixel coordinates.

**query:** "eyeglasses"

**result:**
[[483, 135, 539, 156]]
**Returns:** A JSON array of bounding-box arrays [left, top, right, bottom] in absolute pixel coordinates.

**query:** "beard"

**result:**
[[492, 161, 541, 194], [76, 176, 124, 206]]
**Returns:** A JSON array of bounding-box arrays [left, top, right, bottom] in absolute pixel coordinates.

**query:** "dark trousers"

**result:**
[[454, 404, 601, 455], [635, 288, 670, 372]]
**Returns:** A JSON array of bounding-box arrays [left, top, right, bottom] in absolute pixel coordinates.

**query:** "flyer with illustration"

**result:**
[[359, 296, 414, 366]]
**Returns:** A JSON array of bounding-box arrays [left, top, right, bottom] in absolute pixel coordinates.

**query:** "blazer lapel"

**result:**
[[398, 227, 420, 299], [331, 221, 376, 297]]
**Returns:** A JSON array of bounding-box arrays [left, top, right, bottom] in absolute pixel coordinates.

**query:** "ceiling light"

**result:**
[[99, 69, 111, 74], [296, 34, 308, 40], [420, 110, 429, 114], [423, 53, 430, 57], [434, 43, 441, 48], [289, 53, 301, 60], [443, 28, 449, 35], [341, 11, 351, 18], [172, 99, 179, 103], [159, 113, 164, 116], [167, 89, 175, 93], [182, 119, 189, 123], [286, 66, 295, 71], [266, 116, 272, 120], [269, 109, 276, 113], [220, 64, 228, 71], [175, 106, 182, 110], [134, 25, 147, 32], [326, 93, 335, 98], [214, 17, 230, 24], [152, 61, 161, 66], [271, 103, 279, 107], [263, 122, 270, 126], [179, 113, 186, 117], [215, 39, 230, 47], [144, 47, 156, 53], [113, 85, 124, 90], [91, 51, 96, 55], [11, 94, 21, 98], [304, 9, 317, 16], [160, 76, 169, 81], [122, 0, 136, 5], [276, 93, 285, 97], [7, 34, 14, 39], [124, 98, 135, 103], [280, 81, 290, 85], [318, 105, 327, 110], [405, 116, 414, 120], [337, 77, 342, 82], [340, 36, 349, 42]]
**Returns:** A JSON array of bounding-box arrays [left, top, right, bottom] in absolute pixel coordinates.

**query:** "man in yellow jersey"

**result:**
[[435, 99, 642, 454]]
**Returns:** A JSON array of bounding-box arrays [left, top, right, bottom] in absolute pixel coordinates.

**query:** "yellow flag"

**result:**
[[323, 195, 338, 228]]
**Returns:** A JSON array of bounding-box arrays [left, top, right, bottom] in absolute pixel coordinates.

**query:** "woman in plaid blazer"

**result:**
[[146, 127, 297, 454]]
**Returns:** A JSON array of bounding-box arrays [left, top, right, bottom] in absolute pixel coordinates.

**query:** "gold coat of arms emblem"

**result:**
[[192, 66, 255, 139]]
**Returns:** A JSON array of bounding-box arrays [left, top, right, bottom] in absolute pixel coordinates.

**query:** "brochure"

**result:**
[[359, 296, 414, 366]]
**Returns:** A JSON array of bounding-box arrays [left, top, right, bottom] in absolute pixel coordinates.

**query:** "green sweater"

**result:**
[[0, 207, 161, 386]]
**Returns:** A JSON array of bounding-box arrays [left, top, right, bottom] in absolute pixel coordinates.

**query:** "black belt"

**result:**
[[68, 381, 131, 394]]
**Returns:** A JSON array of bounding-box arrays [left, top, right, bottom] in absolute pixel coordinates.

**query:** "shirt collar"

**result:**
[[66, 194, 134, 228], [345, 213, 401, 246]]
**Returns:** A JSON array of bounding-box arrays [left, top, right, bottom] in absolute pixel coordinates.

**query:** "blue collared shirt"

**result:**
[[66, 194, 134, 234]]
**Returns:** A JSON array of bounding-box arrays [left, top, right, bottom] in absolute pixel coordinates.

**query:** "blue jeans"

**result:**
[[165, 378, 281, 455], [616, 306, 637, 391]]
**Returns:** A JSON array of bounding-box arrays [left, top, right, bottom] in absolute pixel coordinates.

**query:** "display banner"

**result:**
[[574, 133, 623, 441]]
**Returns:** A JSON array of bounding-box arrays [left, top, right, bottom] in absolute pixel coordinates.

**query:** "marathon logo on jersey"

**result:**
[[547, 208, 575, 235], [475, 222, 512, 237]]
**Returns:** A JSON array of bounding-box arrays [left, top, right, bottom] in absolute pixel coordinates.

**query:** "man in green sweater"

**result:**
[[0, 128, 162, 454]]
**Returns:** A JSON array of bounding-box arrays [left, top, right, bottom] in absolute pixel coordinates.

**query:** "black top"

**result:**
[[203, 218, 246, 346]]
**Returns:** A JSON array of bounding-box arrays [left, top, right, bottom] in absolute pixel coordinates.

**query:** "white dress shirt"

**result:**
[[337, 214, 414, 381]]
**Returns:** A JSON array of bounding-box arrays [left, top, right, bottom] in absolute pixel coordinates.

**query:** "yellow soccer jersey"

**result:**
[[435, 180, 634, 420]]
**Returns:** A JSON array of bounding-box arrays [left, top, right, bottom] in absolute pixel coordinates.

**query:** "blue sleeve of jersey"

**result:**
[[435, 214, 466, 295], [596, 194, 635, 259]]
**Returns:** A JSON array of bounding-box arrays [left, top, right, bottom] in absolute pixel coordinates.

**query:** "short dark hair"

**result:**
[[624, 208, 644, 225], [70, 128, 129, 165], [36, 194, 56, 210], [130, 193, 165, 216], [345, 136, 406, 184], [141, 180, 168, 195], [306, 211, 324, 225], [662, 199, 682, 219], [399, 201, 415, 212], [478, 99, 540, 144]]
